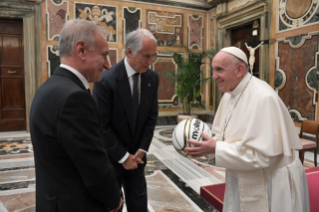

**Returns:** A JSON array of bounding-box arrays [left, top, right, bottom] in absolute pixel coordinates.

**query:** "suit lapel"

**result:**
[[115, 60, 135, 133], [53, 67, 87, 91]]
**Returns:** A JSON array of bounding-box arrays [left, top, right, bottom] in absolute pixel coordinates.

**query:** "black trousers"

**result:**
[[114, 164, 147, 212]]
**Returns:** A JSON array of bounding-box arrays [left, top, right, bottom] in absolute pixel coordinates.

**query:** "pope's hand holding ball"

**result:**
[[185, 132, 217, 158], [172, 118, 217, 158]]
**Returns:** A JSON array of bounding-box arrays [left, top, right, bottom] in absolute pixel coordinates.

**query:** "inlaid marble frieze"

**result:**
[[46, 0, 69, 41], [75, 3, 117, 43], [275, 33, 319, 121], [153, 51, 178, 109], [188, 15, 203, 49], [47, 46, 60, 77], [123, 7, 141, 44], [278, 0, 319, 32], [147, 10, 184, 47]]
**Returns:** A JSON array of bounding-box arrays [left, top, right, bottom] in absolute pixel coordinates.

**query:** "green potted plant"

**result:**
[[166, 46, 216, 122]]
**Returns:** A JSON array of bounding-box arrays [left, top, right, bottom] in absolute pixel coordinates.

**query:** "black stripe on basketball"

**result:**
[[198, 121, 205, 141], [188, 119, 193, 141], [183, 120, 189, 149]]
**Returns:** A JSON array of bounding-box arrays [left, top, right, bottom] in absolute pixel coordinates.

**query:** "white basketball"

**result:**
[[172, 118, 211, 153]]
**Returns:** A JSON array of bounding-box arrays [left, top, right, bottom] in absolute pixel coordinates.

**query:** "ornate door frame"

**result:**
[[0, 0, 43, 132], [213, 0, 270, 105]]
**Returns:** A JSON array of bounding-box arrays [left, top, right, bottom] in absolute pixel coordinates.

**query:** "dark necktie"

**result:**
[[132, 73, 139, 130], [87, 88, 91, 94]]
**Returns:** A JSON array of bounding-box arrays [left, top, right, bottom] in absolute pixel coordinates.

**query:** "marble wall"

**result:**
[[146, 10, 184, 47], [188, 15, 203, 49], [272, 0, 319, 122], [276, 34, 319, 122], [46, 0, 68, 41], [277, 0, 319, 32], [42, 0, 210, 112]]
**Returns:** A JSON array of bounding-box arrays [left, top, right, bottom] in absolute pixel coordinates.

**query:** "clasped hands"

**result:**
[[185, 132, 217, 158], [122, 150, 144, 170]]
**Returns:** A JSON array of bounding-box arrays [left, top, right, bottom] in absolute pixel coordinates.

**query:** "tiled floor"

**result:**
[[0, 126, 317, 212]]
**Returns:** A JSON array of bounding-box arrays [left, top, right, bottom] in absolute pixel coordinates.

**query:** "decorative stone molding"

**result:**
[[216, 3, 226, 15], [277, 0, 319, 32], [228, 0, 255, 12], [289, 109, 308, 122], [217, 2, 269, 29]]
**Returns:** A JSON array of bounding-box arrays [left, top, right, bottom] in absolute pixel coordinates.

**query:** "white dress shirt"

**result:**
[[60, 64, 89, 90], [118, 58, 146, 164]]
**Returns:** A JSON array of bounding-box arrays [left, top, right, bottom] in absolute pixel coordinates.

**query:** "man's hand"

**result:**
[[111, 197, 123, 212], [122, 154, 139, 170], [134, 150, 145, 165], [185, 132, 217, 158]]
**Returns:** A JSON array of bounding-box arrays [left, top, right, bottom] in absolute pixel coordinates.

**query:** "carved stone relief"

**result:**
[[147, 10, 184, 47], [75, 3, 117, 43]]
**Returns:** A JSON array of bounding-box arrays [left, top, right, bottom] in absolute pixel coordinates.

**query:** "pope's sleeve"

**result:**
[[215, 93, 284, 170], [215, 141, 279, 170]]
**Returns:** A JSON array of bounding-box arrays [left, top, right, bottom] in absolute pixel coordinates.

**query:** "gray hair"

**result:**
[[125, 28, 157, 57], [58, 19, 108, 58], [228, 54, 249, 72]]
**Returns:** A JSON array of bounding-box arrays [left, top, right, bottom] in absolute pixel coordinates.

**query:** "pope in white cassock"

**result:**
[[185, 47, 310, 212]]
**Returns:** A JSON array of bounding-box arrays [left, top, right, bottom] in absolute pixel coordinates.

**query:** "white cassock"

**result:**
[[212, 73, 310, 212]]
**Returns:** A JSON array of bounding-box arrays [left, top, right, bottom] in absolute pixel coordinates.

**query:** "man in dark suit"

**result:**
[[93, 29, 158, 211], [30, 19, 122, 212]]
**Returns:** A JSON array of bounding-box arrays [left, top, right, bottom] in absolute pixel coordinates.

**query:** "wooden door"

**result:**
[[231, 21, 260, 78], [0, 19, 26, 131]]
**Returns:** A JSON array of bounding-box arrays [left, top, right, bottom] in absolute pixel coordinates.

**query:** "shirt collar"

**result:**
[[124, 57, 139, 78], [60, 64, 89, 90], [229, 72, 251, 97]]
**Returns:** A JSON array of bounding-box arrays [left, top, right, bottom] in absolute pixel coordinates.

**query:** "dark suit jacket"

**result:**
[[93, 59, 158, 164], [30, 67, 120, 212]]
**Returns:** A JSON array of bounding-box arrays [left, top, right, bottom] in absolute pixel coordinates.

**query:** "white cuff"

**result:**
[[138, 149, 147, 153], [118, 152, 129, 164]]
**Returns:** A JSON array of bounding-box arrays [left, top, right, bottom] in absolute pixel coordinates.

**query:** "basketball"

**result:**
[[172, 118, 211, 156]]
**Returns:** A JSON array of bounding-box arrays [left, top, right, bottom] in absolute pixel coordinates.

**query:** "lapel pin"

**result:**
[[148, 83, 151, 87]]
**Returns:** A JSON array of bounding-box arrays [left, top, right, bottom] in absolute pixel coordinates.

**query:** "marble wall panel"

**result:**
[[147, 10, 184, 47], [108, 48, 118, 67], [47, 46, 60, 77], [209, 14, 215, 49], [46, 0, 68, 41], [276, 34, 319, 121], [153, 52, 178, 108], [75, 3, 117, 43], [188, 15, 203, 49], [123, 7, 141, 44], [278, 0, 319, 32]]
